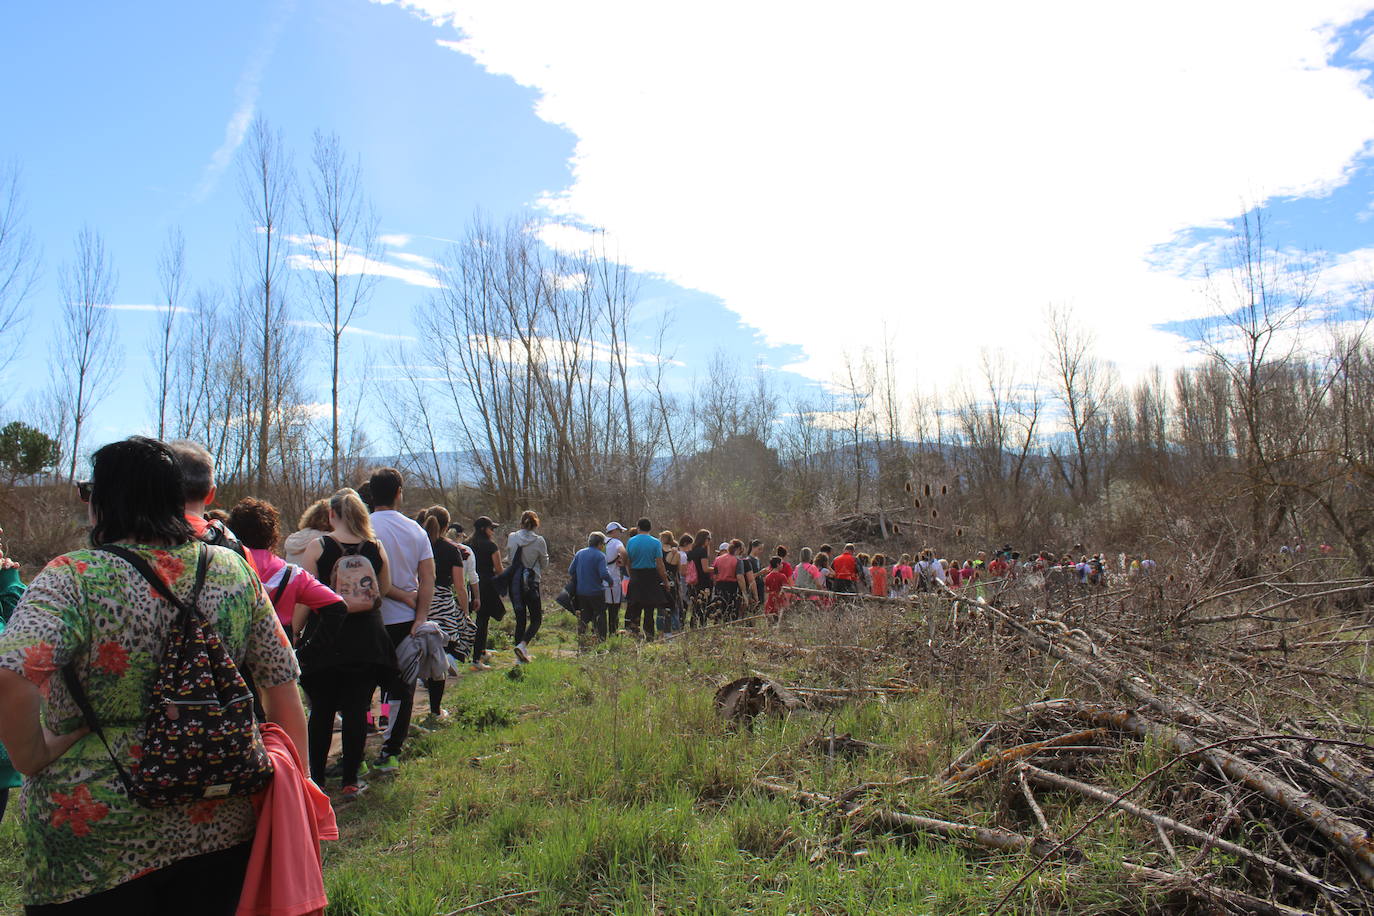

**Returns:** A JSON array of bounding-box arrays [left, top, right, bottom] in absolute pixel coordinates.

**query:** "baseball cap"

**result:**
[[606, 521, 625, 533], [718, 541, 730, 552]]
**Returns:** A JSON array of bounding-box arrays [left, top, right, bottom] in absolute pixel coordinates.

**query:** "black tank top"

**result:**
[[317, 536, 385, 586]]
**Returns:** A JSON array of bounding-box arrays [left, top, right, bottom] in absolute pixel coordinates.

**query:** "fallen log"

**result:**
[[751, 778, 1063, 859], [1044, 701, 1374, 889], [978, 596, 1374, 888], [938, 724, 999, 780], [754, 778, 1308, 915], [1019, 762, 1345, 896], [941, 729, 1108, 787], [1113, 862, 1312, 916]]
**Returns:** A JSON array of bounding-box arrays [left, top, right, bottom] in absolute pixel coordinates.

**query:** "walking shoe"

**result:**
[[374, 754, 400, 774], [421, 709, 451, 729], [514, 644, 531, 664], [339, 781, 368, 801], [470, 661, 492, 671]]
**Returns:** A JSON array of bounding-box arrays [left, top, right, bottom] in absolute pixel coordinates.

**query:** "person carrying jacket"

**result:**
[[569, 532, 615, 641]]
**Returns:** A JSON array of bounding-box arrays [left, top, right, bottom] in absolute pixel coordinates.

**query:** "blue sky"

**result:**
[[5, 0, 1374, 456]]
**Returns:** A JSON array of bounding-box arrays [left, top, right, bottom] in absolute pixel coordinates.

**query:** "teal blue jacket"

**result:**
[[0, 566, 25, 789]]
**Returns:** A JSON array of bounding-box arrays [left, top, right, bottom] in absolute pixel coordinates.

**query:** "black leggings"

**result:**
[[514, 595, 542, 645], [26, 840, 253, 915], [301, 665, 375, 786], [426, 678, 445, 715], [473, 580, 505, 660]]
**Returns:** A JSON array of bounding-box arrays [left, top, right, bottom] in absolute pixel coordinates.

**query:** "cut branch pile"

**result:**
[[704, 569, 1374, 913]]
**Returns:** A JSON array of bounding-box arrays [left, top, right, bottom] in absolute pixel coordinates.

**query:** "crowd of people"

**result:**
[[0, 432, 1161, 913]]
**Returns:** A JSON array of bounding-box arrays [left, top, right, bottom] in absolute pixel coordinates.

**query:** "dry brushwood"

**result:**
[[706, 563, 1374, 913]]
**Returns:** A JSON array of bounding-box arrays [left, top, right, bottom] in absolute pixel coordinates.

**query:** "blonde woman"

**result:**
[[297, 489, 398, 799], [283, 498, 331, 566]]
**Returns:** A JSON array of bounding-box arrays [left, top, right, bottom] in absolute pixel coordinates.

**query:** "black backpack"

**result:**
[[201, 519, 250, 563], [64, 544, 274, 808]]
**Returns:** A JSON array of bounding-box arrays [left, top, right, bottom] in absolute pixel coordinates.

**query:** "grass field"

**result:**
[[0, 609, 1206, 915]]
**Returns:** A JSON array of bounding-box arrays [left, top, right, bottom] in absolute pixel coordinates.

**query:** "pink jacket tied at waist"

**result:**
[[237, 723, 338, 916]]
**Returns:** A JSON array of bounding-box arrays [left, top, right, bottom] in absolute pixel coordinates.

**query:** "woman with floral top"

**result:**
[[0, 540, 26, 823], [0, 437, 306, 914]]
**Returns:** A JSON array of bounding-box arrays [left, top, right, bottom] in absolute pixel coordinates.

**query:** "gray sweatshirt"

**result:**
[[505, 529, 550, 583]]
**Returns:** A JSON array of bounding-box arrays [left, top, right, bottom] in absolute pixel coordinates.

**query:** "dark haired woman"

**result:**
[[504, 510, 548, 663], [685, 529, 713, 627], [0, 437, 305, 913], [415, 505, 472, 719], [466, 517, 504, 671]]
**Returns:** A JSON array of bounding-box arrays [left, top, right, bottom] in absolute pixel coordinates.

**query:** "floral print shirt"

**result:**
[[0, 541, 299, 906]]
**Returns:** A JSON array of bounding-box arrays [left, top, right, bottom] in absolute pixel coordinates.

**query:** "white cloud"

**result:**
[[379, 0, 1374, 388], [378, 233, 414, 247], [288, 320, 417, 342], [392, 251, 440, 269], [285, 233, 441, 288], [97, 303, 193, 314], [470, 333, 681, 369], [193, 1, 295, 201]]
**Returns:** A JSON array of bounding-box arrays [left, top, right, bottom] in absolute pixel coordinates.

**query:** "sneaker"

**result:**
[[374, 754, 400, 774], [422, 709, 451, 728], [324, 762, 343, 780], [358, 760, 372, 778], [470, 661, 492, 671], [340, 781, 368, 801], [514, 644, 531, 664]]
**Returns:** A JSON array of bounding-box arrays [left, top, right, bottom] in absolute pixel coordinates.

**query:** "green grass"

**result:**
[[0, 613, 1179, 915], [312, 619, 1166, 915]]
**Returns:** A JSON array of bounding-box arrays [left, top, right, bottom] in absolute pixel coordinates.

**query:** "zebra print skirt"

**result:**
[[427, 585, 477, 662]]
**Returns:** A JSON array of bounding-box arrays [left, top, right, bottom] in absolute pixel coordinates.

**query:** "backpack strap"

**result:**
[[270, 566, 294, 605], [62, 544, 210, 795]]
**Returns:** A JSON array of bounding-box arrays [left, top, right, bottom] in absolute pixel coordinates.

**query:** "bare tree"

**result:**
[[0, 163, 38, 380], [1198, 210, 1319, 556], [836, 349, 876, 511], [54, 226, 120, 481], [298, 130, 382, 488], [152, 227, 186, 439], [237, 116, 294, 488], [1046, 303, 1114, 500]]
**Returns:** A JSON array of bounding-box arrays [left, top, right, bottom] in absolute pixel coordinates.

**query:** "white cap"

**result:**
[[718, 541, 730, 552], [606, 521, 625, 533]]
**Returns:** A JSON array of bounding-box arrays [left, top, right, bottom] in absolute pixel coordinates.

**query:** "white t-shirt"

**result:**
[[460, 542, 478, 593], [604, 537, 625, 603], [371, 509, 435, 625]]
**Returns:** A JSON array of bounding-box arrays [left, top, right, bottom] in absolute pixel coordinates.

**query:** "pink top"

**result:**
[[249, 548, 344, 628]]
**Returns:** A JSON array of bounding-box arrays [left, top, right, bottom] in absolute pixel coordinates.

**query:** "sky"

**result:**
[[5, 0, 1374, 457]]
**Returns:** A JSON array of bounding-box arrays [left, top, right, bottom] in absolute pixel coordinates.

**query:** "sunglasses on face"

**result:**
[[76, 480, 93, 503]]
